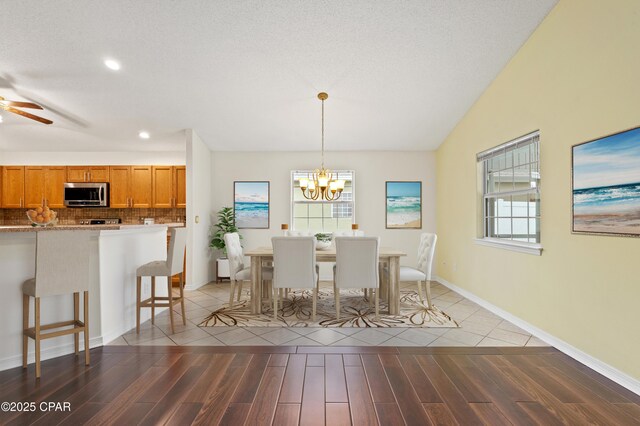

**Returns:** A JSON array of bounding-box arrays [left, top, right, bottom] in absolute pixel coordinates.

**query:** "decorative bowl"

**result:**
[[316, 240, 332, 250], [26, 207, 58, 227]]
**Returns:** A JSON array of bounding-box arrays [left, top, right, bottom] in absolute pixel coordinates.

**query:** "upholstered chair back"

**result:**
[[334, 237, 380, 289], [416, 233, 438, 280], [34, 231, 91, 297], [224, 232, 245, 281], [167, 227, 187, 275], [271, 236, 317, 289]]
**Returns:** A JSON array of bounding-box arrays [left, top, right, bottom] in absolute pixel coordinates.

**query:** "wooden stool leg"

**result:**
[[74, 292, 79, 355], [22, 294, 29, 369], [34, 297, 41, 379], [179, 273, 186, 325], [312, 287, 317, 322], [237, 281, 243, 301], [167, 278, 175, 334], [136, 276, 142, 333], [425, 280, 433, 309], [84, 291, 90, 366], [273, 286, 278, 320], [151, 276, 156, 324], [229, 280, 235, 307], [375, 289, 379, 320], [417, 280, 424, 303]]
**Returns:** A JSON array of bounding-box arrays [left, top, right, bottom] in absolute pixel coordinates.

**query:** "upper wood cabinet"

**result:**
[[109, 166, 152, 208], [175, 166, 186, 208], [2, 166, 25, 208], [67, 166, 109, 183], [152, 166, 186, 208], [24, 166, 67, 209]]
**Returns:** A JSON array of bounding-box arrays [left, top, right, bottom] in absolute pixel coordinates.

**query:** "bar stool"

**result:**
[[136, 227, 187, 334], [22, 230, 91, 379]]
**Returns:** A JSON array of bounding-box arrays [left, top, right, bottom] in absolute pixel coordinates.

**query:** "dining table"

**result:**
[[244, 246, 407, 315]]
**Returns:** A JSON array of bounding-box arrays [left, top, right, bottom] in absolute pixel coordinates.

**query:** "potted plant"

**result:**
[[314, 232, 332, 250], [210, 207, 239, 281]]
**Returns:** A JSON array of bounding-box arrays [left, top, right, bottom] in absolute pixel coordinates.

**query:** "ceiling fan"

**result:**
[[0, 96, 53, 125]]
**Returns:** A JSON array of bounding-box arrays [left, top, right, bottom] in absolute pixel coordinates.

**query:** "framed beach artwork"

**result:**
[[234, 181, 270, 229], [385, 181, 422, 229], [572, 126, 640, 237]]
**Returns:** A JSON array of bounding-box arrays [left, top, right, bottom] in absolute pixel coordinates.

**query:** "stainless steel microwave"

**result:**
[[63, 182, 109, 207]]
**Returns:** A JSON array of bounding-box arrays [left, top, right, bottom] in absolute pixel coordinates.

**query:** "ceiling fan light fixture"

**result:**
[[104, 59, 121, 71], [138, 131, 150, 139]]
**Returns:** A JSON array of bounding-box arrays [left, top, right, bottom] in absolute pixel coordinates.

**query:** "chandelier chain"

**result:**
[[321, 96, 325, 170]]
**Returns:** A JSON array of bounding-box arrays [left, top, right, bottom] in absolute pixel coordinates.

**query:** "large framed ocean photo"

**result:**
[[234, 181, 270, 229], [385, 181, 422, 229], [572, 126, 640, 237]]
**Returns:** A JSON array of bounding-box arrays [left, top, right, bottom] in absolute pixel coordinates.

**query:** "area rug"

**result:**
[[198, 288, 459, 329]]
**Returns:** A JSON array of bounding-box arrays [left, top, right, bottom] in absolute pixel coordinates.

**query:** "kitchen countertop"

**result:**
[[0, 222, 186, 233]]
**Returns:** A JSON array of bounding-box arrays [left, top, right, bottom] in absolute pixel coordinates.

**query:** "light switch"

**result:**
[[195, 215, 200, 224]]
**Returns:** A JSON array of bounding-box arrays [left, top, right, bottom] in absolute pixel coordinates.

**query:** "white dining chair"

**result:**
[[334, 237, 380, 320], [400, 233, 437, 308], [271, 236, 319, 321], [224, 232, 273, 307]]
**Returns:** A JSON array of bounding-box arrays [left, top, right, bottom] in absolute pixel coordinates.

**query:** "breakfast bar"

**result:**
[[0, 224, 181, 371]]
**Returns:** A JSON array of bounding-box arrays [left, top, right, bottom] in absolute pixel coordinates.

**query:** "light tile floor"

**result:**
[[108, 281, 550, 348]]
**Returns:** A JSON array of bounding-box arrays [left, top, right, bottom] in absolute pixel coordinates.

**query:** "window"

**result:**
[[477, 131, 541, 250], [291, 170, 355, 232]]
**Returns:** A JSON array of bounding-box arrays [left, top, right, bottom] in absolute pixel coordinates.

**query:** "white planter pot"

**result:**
[[217, 258, 230, 280]]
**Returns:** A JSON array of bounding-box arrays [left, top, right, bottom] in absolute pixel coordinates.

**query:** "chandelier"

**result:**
[[298, 92, 345, 201]]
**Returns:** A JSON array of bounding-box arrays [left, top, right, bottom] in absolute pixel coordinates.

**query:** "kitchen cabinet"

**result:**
[[152, 166, 186, 208], [2, 166, 25, 208], [152, 166, 174, 208], [24, 166, 66, 208], [175, 166, 186, 208], [67, 166, 109, 182], [109, 166, 152, 208]]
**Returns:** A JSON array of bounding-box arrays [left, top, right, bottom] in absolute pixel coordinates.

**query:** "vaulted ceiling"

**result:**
[[0, 0, 557, 152]]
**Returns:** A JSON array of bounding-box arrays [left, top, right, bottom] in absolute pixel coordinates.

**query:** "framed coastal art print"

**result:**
[[385, 181, 422, 229], [572, 126, 640, 237], [234, 181, 270, 229]]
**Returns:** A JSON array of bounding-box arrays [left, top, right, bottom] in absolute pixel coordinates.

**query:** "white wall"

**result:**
[[186, 130, 214, 289], [211, 151, 436, 272], [0, 151, 185, 165]]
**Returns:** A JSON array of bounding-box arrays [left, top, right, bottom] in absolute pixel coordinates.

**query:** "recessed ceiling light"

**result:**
[[104, 59, 121, 71], [139, 131, 150, 139]]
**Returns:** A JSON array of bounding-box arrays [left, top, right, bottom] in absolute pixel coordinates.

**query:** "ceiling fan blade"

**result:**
[[1, 105, 53, 125], [0, 100, 43, 109]]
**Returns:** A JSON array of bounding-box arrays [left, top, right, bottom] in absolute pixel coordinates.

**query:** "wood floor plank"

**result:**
[[422, 403, 459, 426], [165, 402, 203, 426], [565, 402, 640, 426], [244, 366, 286, 426], [325, 403, 352, 426], [135, 353, 203, 403], [58, 402, 105, 426], [325, 354, 348, 403], [230, 353, 270, 403], [218, 403, 251, 426], [503, 354, 585, 403], [342, 354, 362, 366], [432, 354, 491, 403], [192, 353, 253, 425], [110, 402, 156, 425], [345, 365, 380, 426], [415, 355, 483, 425], [379, 354, 432, 425], [183, 354, 234, 403], [306, 354, 324, 366], [361, 354, 396, 403], [397, 354, 442, 403], [273, 404, 301, 426], [279, 354, 307, 404], [374, 402, 405, 426], [269, 353, 289, 367], [138, 365, 207, 425], [517, 402, 565, 426], [300, 366, 325, 426], [469, 403, 512, 426], [470, 355, 536, 402]]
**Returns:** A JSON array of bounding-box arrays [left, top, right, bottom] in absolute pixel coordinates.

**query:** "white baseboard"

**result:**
[[0, 336, 104, 372], [435, 275, 640, 396]]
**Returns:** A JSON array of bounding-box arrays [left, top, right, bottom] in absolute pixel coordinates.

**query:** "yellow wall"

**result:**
[[436, 0, 640, 380]]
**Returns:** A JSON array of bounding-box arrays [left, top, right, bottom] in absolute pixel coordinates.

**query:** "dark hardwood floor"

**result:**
[[1, 345, 639, 425]]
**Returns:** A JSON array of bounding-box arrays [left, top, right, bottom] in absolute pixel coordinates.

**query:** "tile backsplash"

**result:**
[[1, 208, 186, 225]]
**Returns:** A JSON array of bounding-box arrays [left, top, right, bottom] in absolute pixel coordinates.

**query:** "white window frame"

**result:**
[[290, 170, 356, 232], [475, 131, 543, 255]]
